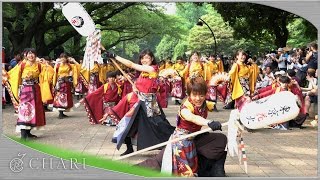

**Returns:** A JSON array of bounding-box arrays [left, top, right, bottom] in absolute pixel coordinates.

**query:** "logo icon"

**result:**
[[9, 153, 26, 173], [71, 16, 84, 28]]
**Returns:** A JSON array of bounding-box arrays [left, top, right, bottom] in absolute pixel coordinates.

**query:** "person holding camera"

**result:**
[[305, 42, 318, 70]]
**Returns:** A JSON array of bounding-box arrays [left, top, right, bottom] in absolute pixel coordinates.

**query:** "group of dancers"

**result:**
[[2, 46, 311, 177]]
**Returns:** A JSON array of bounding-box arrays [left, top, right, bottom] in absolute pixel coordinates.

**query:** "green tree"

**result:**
[[187, 6, 235, 55], [286, 18, 317, 48], [155, 35, 178, 60], [210, 2, 317, 48], [175, 3, 207, 29], [155, 2, 208, 60], [3, 2, 183, 58]]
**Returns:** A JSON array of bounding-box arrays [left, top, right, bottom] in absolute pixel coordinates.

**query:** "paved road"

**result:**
[[2, 98, 318, 177]]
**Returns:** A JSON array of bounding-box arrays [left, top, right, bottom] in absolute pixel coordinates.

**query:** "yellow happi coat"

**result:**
[[229, 62, 255, 100], [99, 63, 116, 84], [159, 63, 165, 71], [172, 62, 186, 73], [179, 61, 212, 82], [52, 63, 78, 88], [206, 61, 219, 74], [7, 60, 51, 104], [39, 63, 54, 102], [217, 59, 224, 72], [250, 63, 260, 89], [80, 63, 104, 85], [165, 62, 172, 69]]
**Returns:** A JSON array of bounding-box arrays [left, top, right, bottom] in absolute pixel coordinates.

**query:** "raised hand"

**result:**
[[104, 51, 116, 59]]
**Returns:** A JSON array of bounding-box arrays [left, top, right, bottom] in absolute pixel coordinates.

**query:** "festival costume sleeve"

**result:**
[[111, 92, 135, 120], [99, 65, 106, 84], [218, 60, 224, 72], [117, 83, 123, 96], [71, 64, 79, 87], [249, 65, 256, 95], [52, 64, 58, 87], [250, 64, 259, 89], [204, 63, 212, 82], [229, 63, 244, 100], [109, 64, 116, 72], [289, 84, 306, 114], [100, 65, 106, 83], [80, 67, 90, 87], [179, 64, 188, 79], [258, 84, 273, 94], [39, 64, 54, 103], [83, 84, 105, 122], [257, 88, 276, 99], [46, 65, 55, 82], [7, 63, 22, 105]]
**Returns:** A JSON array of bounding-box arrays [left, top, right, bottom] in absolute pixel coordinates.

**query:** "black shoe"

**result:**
[[223, 100, 235, 109], [59, 112, 68, 119], [120, 140, 134, 156], [44, 107, 52, 112], [120, 148, 134, 156], [223, 105, 232, 109], [197, 154, 213, 177], [58, 113, 66, 119], [20, 129, 28, 141], [213, 105, 219, 112], [27, 133, 38, 138], [26, 130, 38, 138], [213, 152, 227, 177], [175, 100, 181, 105], [298, 125, 306, 129]]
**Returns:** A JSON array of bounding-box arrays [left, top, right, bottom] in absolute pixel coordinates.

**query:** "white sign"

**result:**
[[240, 91, 300, 129]]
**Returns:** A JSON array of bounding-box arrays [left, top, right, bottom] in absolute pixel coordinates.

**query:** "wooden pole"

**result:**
[[110, 58, 135, 87], [115, 122, 229, 161]]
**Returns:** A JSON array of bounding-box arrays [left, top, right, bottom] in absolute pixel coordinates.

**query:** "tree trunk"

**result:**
[[273, 15, 289, 48]]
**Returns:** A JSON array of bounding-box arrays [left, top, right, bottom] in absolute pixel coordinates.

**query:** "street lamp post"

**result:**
[[197, 18, 217, 55]]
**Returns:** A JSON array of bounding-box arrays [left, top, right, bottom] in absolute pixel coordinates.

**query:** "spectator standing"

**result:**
[[8, 51, 21, 70], [274, 48, 287, 71], [305, 42, 318, 70]]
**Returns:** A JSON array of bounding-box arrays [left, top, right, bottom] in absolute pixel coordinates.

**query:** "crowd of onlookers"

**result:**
[[255, 42, 318, 127]]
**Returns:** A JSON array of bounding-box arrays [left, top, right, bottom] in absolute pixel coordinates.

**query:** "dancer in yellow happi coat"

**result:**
[[228, 50, 255, 111], [52, 53, 79, 119], [6, 48, 51, 140], [179, 51, 212, 85]]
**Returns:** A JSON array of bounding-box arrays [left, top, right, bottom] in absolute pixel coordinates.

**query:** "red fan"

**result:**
[[209, 72, 230, 102]]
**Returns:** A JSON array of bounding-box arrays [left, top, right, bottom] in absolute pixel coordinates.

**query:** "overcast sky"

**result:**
[[152, 2, 176, 15]]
